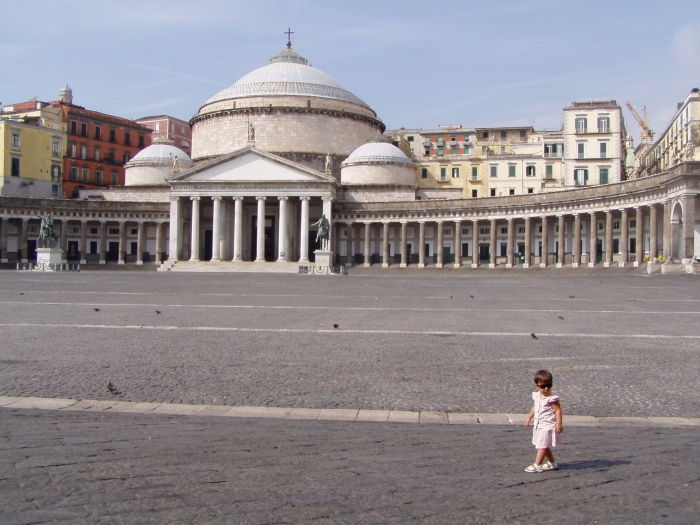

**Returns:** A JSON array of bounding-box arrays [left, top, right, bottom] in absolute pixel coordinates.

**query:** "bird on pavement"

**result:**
[[568, 295, 574, 299], [450, 296, 453, 299], [470, 295, 474, 298], [333, 324, 339, 329], [107, 382, 119, 395], [155, 310, 161, 314], [19, 293, 24, 296], [94, 308, 100, 312], [531, 333, 538, 339], [558, 316, 564, 320]]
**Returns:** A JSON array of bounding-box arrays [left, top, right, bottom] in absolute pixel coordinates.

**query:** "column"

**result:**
[[573, 214, 581, 267], [400, 222, 408, 267], [418, 222, 426, 268], [364, 223, 371, 267], [168, 197, 180, 262], [557, 215, 565, 268], [634, 207, 643, 266], [649, 204, 658, 261], [506, 218, 514, 268], [155, 222, 164, 264], [79, 220, 87, 265], [118, 221, 126, 265], [20, 218, 28, 263], [454, 220, 462, 268], [382, 222, 389, 267], [620, 209, 629, 267], [604, 211, 613, 267], [233, 197, 243, 262], [540, 216, 548, 268], [277, 197, 288, 262], [682, 195, 696, 263], [0, 217, 7, 263], [99, 221, 106, 264], [523, 217, 531, 268], [663, 201, 672, 262], [211, 197, 222, 262], [322, 197, 333, 252], [346, 222, 353, 267], [60, 219, 68, 263], [136, 221, 145, 265], [255, 197, 265, 262], [589, 212, 597, 267], [489, 219, 496, 268], [471, 220, 479, 268], [298, 197, 309, 263], [436, 221, 444, 268], [189, 197, 200, 261]]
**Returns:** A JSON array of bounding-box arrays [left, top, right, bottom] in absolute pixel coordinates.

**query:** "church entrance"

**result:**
[[203, 230, 213, 261], [251, 216, 275, 262]]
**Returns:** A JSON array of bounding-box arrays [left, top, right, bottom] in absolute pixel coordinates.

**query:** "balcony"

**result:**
[[544, 152, 563, 158]]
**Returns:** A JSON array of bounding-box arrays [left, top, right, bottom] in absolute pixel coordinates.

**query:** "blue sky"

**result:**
[[2, 0, 699, 143]]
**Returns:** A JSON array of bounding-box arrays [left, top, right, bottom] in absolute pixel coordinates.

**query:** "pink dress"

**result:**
[[532, 392, 561, 449]]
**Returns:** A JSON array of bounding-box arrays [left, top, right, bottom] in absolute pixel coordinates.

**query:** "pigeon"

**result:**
[[107, 382, 119, 395], [94, 308, 100, 312], [470, 295, 474, 299], [568, 295, 574, 299], [333, 324, 339, 329], [19, 293, 24, 296], [558, 316, 565, 320], [155, 310, 161, 314], [449, 296, 453, 299], [531, 333, 538, 339]]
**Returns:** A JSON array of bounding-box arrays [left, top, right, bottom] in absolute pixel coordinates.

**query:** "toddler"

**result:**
[[524, 369, 563, 472]]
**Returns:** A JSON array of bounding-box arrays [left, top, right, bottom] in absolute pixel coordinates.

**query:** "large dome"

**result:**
[[202, 48, 370, 110], [131, 137, 194, 166]]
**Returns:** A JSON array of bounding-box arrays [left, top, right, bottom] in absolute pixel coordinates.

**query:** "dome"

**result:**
[[202, 47, 370, 109], [131, 137, 194, 166], [342, 135, 413, 167]]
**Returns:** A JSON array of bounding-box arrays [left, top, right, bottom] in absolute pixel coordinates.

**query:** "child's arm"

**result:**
[[525, 406, 535, 428], [552, 401, 563, 433]]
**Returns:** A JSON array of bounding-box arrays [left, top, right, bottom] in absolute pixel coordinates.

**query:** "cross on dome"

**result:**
[[284, 27, 294, 49]]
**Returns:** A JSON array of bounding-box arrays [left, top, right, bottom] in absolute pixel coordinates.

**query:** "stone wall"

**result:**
[[125, 164, 172, 187], [341, 186, 416, 203], [341, 163, 415, 186], [78, 187, 171, 203]]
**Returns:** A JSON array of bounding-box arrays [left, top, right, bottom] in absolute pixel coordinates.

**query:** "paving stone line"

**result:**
[[1, 395, 699, 427]]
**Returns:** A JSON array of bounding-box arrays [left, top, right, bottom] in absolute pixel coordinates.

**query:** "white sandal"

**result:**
[[524, 463, 543, 473]]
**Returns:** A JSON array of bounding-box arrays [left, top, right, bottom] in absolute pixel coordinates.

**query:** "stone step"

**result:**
[[167, 260, 303, 273]]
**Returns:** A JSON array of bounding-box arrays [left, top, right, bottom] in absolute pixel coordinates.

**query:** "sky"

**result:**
[[1, 0, 699, 143]]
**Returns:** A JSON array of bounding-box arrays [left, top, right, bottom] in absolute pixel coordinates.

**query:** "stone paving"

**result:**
[[1, 269, 700, 523]]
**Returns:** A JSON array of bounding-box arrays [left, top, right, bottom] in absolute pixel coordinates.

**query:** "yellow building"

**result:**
[[0, 107, 67, 198]]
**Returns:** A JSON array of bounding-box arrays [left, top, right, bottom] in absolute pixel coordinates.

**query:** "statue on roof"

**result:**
[[325, 153, 333, 172], [171, 155, 180, 175], [247, 121, 255, 142]]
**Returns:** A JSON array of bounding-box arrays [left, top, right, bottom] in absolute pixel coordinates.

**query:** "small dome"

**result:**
[[342, 135, 413, 167], [202, 47, 370, 109], [131, 137, 194, 166]]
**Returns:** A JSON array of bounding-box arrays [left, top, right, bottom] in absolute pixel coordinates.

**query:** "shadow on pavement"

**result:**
[[561, 459, 631, 470]]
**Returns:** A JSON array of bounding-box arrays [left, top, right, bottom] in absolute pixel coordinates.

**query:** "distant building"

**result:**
[[135, 115, 191, 154]]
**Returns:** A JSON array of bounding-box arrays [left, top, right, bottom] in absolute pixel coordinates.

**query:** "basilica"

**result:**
[[1, 41, 699, 272]]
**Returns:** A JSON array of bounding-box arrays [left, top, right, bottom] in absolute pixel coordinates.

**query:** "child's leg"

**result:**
[[544, 448, 555, 463], [535, 449, 547, 465]]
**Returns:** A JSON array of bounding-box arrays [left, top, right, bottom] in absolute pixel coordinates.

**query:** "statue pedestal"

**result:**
[[36, 248, 63, 266], [314, 250, 334, 270]]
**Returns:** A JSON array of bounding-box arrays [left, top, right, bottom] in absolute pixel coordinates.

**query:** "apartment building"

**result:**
[[135, 115, 192, 153]]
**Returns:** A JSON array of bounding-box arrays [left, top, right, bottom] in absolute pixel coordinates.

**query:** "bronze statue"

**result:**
[[37, 214, 58, 248], [310, 214, 330, 251]]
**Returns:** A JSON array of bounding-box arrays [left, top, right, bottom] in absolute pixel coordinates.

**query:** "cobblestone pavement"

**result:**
[[1, 271, 700, 417], [0, 409, 698, 525]]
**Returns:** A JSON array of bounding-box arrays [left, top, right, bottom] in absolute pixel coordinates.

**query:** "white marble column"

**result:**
[[573, 214, 581, 267], [118, 221, 126, 265], [136, 221, 144, 265], [523, 217, 531, 268], [255, 197, 266, 262], [418, 221, 426, 268], [79, 220, 87, 265], [233, 197, 243, 262], [489, 219, 496, 268], [99, 221, 106, 264], [471, 220, 479, 268], [589, 212, 597, 267], [382, 222, 389, 267], [190, 197, 200, 262], [364, 223, 371, 267], [299, 197, 310, 263], [277, 197, 288, 262], [649, 204, 658, 261], [346, 222, 353, 267], [168, 197, 180, 262], [557, 215, 565, 268], [634, 207, 643, 266], [681, 195, 695, 263], [506, 218, 514, 268], [155, 222, 164, 264], [540, 216, 548, 268], [620, 209, 629, 267], [20, 217, 28, 263], [454, 220, 462, 268], [211, 197, 222, 262], [604, 211, 613, 267], [0, 217, 7, 263], [400, 222, 408, 267], [60, 219, 68, 263], [436, 221, 444, 268]]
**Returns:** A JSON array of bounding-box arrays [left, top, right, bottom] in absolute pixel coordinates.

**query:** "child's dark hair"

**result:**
[[534, 369, 553, 385]]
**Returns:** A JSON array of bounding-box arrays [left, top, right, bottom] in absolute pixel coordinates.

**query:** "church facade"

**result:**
[[1, 42, 699, 271]]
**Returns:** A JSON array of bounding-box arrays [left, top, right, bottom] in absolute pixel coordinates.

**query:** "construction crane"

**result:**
[[625, 100, 654, 143]]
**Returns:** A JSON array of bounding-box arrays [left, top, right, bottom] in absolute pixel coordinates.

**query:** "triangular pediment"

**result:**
[[170, 147, 337, 185]]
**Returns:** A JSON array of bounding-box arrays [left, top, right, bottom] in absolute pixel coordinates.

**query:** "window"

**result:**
[[630, 220, 636, 228], [501, 227, 507, 234], [70, 120, 77, 134], [546, 165, 553, 177], [81, 168, 89, 183], [109, 129, 116, 142], [90, 228, 98, 234], [450, 149, 456, 155], [437, 137, 443, 144], [600, 142, 608, 158], [545, 143, 564, 157], [452, 167, 460, 178], [482, 131, 489, 139], [51, 165, 61, 181], [95, 170, 103, 185], [599, 168, 609, 185], [123, 152, 131, 164], [70, 143, 77, 158], [574, 168, 588, 186], [421, 167, 428, 179], [138, 135, 144, 148], [518, 227, 525, 234], [577, 143, 585, 159], [124, 132, 131, 146], [520, 130, 527, 139], [437, 148, 443, 156], [490, 188, 496, 197], [10, 130, 20, 150], [451, 136, 456, 141], [490, 166, 497, 177], [81, 122, 88, 137], [10, 157, 20, 176], [94, 147, 100, 161], [90, 241, 98, 254], [94, 125, 101, 140], [597, 117, 610, 133], [70, 167, 78, 181], [108, 149, 115, 162], [154, 122, 160, 132], [509, 165, 516, 177], [480, 228, 490, 235], [526, 165, 536, 177], [444, 228, 451, 236], [111, 172, 118, 185], [575, 117, 587, 133], [500, 146, 506, 153], [500, 242, 507, 257], [131, 228, 138, 235], [440, 167, 447, 181], [472, 189, 478, 198], [527, 188, 534, 194], [471, 166, 478, 180], [52, 184, 59, 197], [464, 147, 470, 155], [500, 130, 507, 139], [80, 145, 87, 159], [613, 221, 620, 230], [424, 137, 430, 144], [509, 188, 515, 195], [407, 136, 414, 142], [52, 138, 60, 157], [462, 228, 469, 235], [109, 228, 119, 235]]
